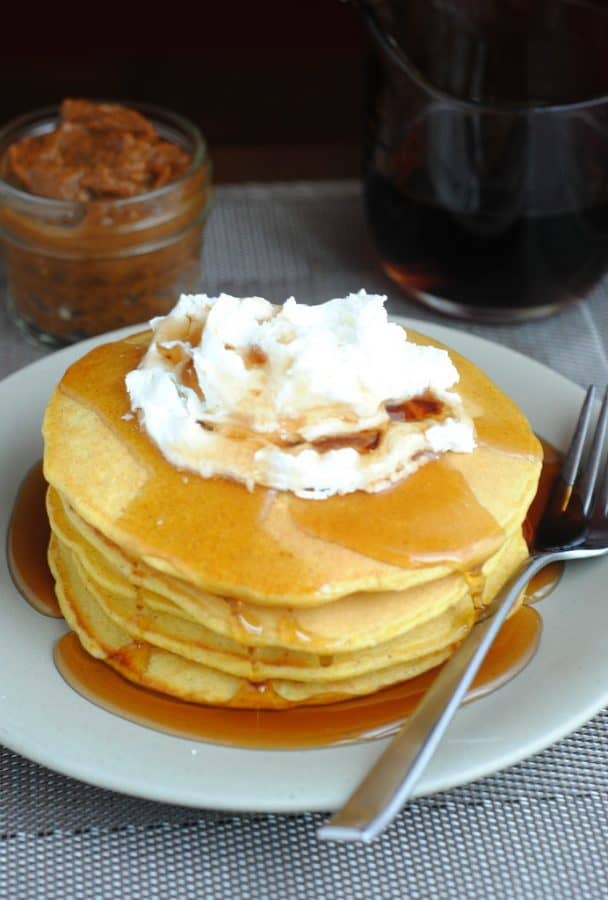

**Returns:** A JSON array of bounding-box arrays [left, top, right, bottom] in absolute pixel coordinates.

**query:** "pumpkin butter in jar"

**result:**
[[0, 99, 212, 345]]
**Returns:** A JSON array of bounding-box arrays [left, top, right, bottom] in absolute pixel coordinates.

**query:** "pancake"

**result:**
[[42, 322, 542, 709], [47, 484, 528, 655], [49, 533, 462, 707], [51, 529, 474, 682]]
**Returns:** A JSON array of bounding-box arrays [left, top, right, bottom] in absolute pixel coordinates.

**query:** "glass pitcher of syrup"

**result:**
[[355, 0, 608, 321]]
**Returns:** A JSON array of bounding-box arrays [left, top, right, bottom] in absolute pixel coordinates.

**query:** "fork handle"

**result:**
[[318, 553, 550, 843]]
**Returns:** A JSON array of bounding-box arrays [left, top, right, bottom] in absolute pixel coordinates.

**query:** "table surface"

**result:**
[[1, 180, 608, 899]]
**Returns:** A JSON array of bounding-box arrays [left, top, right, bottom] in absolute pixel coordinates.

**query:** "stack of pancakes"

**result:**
[[43, 329, 542, 708]]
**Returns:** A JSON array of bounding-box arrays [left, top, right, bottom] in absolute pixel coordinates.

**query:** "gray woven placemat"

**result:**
[[1, 181, 608, 899]]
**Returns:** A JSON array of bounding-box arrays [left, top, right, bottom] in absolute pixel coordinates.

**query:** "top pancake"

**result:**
[[43, 329, 542, 605]]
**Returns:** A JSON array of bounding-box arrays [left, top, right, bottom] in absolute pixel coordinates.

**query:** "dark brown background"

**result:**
[[0, 1, 367, 183]]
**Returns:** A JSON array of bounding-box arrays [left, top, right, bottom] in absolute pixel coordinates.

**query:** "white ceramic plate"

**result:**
[[1, 319, 606, 813]]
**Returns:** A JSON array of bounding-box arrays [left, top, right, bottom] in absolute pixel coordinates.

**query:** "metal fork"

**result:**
[[319, 385, 608, 843]]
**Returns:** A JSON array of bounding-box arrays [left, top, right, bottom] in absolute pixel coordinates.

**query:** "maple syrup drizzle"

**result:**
[[50, 335, 534, 599], [290, 457, 506, 571], [7, 444, 562, 750], [386, 393, 443, 422], [53, 606, 540, 750]]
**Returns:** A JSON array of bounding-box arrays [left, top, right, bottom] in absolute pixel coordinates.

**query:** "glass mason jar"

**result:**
[[0, 103, 212, 345]]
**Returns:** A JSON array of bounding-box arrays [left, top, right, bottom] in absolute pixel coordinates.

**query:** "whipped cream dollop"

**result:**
[[125, 291, 475, 498]]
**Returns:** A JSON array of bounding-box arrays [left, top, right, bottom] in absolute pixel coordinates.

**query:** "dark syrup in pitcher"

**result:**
[[363, 0, 608, 317]]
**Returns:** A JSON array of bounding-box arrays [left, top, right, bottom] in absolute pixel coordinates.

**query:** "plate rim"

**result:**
[[1, 317, 605, 814]]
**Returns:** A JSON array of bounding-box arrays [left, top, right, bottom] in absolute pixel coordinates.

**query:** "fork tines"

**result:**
[[563, 385, 608, 516]]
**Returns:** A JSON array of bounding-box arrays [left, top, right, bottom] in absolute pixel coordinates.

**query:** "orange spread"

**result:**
[[5, 99, 191, 201]]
